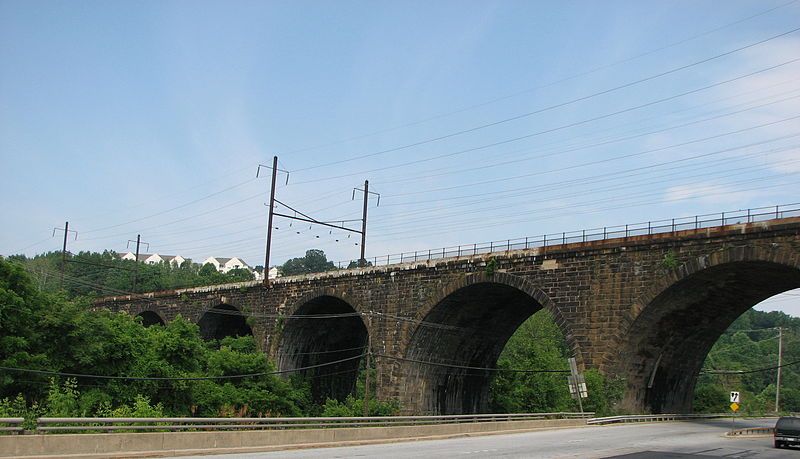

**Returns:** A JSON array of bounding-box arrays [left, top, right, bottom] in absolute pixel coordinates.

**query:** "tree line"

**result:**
[[0, 257, 395, 425]]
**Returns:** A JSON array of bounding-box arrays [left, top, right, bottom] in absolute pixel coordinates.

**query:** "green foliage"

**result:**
[[8, 250, 254, 298], [660, 250, 680, 270], [485, 258, 497, 276], [320, 395, 400, 417], [490, 310, 572, 413], [0, 257, 311, 419], [581, 370, 624, 416], [46, 378, 80, 416], [693, 309, 800, 414], [279, 249, 336, 276], [347, 260, 373, 269]]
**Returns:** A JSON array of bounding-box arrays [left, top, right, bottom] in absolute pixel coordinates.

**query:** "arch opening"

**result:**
[[277, 296, 367, 404], [197, 304, 252, 341], [618, 260, 800, 414], [404, 282, 545, 415], [136, 310, 164, 327]]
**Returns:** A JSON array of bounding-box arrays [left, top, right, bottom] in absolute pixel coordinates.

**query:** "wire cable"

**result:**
[[292, 27, 800, 173]]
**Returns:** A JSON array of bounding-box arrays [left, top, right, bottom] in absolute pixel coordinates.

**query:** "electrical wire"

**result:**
[[374, 353, 569, 374], [282, 0, 798, 157], [292, 27, 800, 173], [0, 353, 366, 381]]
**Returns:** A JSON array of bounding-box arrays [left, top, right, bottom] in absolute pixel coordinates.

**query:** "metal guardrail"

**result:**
[[586, 413, 730, 425], [728, 426, 775, 436], [333, 203, 800, 269], [35, 412, 593, 433], [0, 417, 24, 434]]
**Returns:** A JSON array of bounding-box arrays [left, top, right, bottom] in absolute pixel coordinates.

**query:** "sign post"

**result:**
[[729, 391, 740, 432], [568, 358, 587, 414]]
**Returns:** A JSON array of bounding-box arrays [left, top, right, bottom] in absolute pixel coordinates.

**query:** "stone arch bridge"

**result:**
[[96, 217, 800, 415]]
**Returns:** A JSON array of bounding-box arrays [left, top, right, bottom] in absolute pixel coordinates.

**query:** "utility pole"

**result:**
[[363, 314, 372, 416], [360, 180, 369, 267], [776, 326, 783, 413], [52, 222, 77, 289], [126, 235, 149, 294], [262, 156, 279, 287], [352, 181, 379, 267]]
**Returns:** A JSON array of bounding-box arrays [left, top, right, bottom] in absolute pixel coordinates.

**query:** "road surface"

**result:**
[[176, 418, 794, 458]]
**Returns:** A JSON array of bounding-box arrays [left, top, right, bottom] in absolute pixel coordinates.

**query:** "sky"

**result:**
[[1, 0, 799, 315]]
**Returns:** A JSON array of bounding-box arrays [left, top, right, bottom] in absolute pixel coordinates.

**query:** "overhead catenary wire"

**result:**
[[289, 59, 800, 186], [291, 27, 800, 174], [365, 180, 800, 245], [380, 113, 800, 199], [368, 151, 800, 226], [282, 0, 799, 157], [375, 89, 800, 187]]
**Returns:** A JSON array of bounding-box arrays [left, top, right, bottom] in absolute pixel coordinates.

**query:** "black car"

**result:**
[[775, 416, 800, 449]]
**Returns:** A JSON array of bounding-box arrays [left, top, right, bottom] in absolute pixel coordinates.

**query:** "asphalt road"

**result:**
[[177, 418, 796, 458]]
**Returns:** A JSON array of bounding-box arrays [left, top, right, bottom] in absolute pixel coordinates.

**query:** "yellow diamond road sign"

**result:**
[[730, 402, 739, 412]]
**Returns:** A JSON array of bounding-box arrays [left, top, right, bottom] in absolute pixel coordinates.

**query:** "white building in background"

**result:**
[[253, 266, 279, 281], [202, 256, 251, 274], [118, 252, 187, 266]]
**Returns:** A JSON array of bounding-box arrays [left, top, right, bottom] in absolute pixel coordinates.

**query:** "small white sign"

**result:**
[[730, 391, 740, 403]]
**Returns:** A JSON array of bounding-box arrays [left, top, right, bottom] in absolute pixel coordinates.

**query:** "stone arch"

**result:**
[[197, 303, 253, 341], [400, 271, 568, 415], [277, 290, 368, 404], [611, 246, 800, 413], [135, 310, 165, 327]]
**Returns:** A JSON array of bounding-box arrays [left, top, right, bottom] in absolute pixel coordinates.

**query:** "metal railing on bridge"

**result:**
[[31, 412, 592, 433], [334, 203, 800, 269]]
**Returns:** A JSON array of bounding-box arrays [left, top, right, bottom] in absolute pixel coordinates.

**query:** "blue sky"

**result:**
[[1, 0, 799, 314]]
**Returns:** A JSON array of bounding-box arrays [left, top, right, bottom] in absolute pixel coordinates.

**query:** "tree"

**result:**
[[279, 249, 336, 276]]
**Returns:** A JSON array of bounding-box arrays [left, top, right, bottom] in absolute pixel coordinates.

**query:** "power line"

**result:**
[[292, 27, 800, 173], [382, 114, 800, 198], [368, 151, 800, 227], [375, 353, 569, 374], [375, 89, 800, 187], [702, 358, 800, 375], [282, 0, 798, 157], [367, 181, 799, 244], [0, 353, 366, 382], [290, 58, 800, 186], [82, 178, 258, 234]]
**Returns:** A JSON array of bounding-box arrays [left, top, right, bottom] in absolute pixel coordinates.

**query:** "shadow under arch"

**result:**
[[135, 310, 165, 327], [402, 272, 565, 415], [197, 304, 253, 341], [277, 293, 368, 404], [613, 249, 800, 414]]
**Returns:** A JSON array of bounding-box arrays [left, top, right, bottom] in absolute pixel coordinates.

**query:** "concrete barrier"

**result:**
[[0, 418, 585, 458]]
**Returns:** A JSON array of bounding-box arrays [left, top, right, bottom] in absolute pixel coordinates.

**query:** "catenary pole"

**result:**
[[360, 180, 369, 266], [264, 156, 278, 287], [60, 221, 68, 288]]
